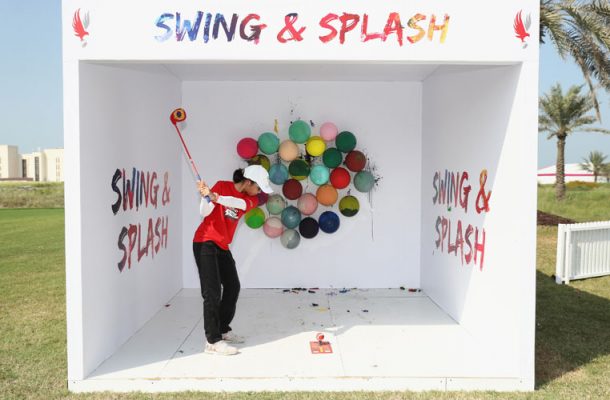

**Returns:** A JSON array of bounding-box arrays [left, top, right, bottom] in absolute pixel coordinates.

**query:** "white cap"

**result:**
[[243, 165, 273, 194]]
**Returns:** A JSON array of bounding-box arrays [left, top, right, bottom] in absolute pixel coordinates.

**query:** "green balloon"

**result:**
[[288, 159, 310, 180], [310, 165, 330, 186], [289, 120, 311, 144], [258, 132, 280, 154], [266, 194, 287, 215], [354, 171, 375, 192], [245, 207, 266, 228], [336, 131, 357, 153], [322, 148, 343, 168], [339, 195, 360, 217]]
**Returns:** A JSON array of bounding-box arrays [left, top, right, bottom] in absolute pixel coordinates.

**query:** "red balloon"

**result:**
[[330, 167, 351, 189], [237, 138, 258, 159], [257, 191, 269, 206], [282, 179, 303, 200], [345, 150, 366, 172]]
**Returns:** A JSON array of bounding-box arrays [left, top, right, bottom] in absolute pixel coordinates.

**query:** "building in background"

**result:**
[[0, 145, 64, 182], [537, 163, 602, 184], [21, 151, 44, 181], [44, 148, 64, 182], [0, 145, 21, 179]]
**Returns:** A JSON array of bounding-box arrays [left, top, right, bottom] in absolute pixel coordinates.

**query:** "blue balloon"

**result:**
[[269, 163, 289, 185], [281, 205, 302, 229], [319, 211, 340, 234]]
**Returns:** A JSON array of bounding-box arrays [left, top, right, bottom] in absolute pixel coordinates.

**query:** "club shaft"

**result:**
[[173, 124, 202, 181]]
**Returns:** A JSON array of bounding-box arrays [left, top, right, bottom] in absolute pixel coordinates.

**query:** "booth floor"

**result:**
[[71, 289, 520, 392]]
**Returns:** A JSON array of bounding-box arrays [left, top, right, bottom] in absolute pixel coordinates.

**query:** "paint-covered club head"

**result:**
[[170, 108, 187, 125]]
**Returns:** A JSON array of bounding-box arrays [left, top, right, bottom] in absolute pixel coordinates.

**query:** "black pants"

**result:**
[[193, 241, 241, 344]]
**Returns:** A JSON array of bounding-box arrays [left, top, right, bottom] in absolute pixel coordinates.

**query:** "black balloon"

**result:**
[[299, 217, 319, 239]]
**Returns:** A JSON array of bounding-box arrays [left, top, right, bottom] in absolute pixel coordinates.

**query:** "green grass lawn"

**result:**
[[1, 187, 609, 399], [538, 183, 610, 222]]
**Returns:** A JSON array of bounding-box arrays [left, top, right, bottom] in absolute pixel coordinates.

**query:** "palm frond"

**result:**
[[540, 0, 610, 122]]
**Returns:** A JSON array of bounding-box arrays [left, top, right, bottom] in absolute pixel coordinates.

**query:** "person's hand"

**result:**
[[208, 192, 219, 202], [197, 180, 210, 197]]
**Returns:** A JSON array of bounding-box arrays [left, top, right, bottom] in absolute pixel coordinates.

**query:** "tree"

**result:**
[[579, 150, 607, 182], [539, 83, 610, 200], [540, 0, 610, 121]]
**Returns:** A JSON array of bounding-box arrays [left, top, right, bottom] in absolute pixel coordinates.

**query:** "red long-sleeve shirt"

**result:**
[[193, 181, 258, 250]]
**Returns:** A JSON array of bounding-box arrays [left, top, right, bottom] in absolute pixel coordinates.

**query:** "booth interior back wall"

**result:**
[[180, 80, 422, 289], [78, 63, 183, 378]]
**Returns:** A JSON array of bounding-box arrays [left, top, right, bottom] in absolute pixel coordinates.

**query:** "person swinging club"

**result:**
[[193, 165, 273, 355]]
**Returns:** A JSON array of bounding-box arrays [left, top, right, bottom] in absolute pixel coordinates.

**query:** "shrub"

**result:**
[[565, 181, 599, 190], [0, 182, 64, 208]]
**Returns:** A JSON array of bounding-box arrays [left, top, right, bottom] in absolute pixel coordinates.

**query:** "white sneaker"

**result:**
[[205, 340, 238, 355], [222, 331, 245, 344]]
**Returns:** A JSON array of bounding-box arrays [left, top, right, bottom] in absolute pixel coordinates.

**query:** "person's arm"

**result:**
[[197, 181, 255, 211], [215, 196, 247, 210], [197, 180, 217, 217], [216, 194, 258, 211], [200, 196, 215, 217], [200, 194, 246, 214]]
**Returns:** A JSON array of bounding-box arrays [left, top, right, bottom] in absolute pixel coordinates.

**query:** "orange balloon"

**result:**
[[316, 184, 338, 206]]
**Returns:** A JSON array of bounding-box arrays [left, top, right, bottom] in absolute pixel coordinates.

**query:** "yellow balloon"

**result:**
[[279, 140, 299, 162], [306, 136, 326, 157]]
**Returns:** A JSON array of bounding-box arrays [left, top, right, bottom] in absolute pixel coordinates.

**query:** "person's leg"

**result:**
[[193, 242, 223, 344], [218, 249, 241, 334]]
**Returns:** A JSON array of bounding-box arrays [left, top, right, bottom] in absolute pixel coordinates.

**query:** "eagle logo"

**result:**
[[513, 10, 531, 49], [72, 9, 90, 47]]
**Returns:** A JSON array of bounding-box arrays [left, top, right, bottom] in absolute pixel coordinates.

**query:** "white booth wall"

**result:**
[[76, 63, 184, 378], [180, 79, 422, 289], [421, 63, 537, 382]]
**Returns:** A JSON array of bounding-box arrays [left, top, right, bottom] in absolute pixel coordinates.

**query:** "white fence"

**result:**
[[556, 221, 610, 284]]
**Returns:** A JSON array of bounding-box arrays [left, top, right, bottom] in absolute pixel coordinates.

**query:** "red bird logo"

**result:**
[[514, 10, 531, 48], [72, 9, 90, 47]]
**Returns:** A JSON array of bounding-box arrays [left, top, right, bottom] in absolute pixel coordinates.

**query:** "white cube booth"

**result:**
[[63, 0, 538, 392]]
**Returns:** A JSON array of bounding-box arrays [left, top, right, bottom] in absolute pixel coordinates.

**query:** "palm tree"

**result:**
[[539, 83, 610, 200], [579, 150, 607, 182], [540, 0, 610, 121]]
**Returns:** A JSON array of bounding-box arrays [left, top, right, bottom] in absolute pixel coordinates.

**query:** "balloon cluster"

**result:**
[[237, 120, 377, 249]]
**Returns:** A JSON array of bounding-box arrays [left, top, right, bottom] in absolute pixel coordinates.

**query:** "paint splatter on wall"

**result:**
[[110, 167, 172, 272], [431, 169, 492, 270], [154, 11, 450, 46]]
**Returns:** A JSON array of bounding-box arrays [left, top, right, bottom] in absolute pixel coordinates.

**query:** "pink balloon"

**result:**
[[320, 122, 338, 141], [263, 216, 284, 238], [237, 138, 258, 159], [297, 193, 318, 216]]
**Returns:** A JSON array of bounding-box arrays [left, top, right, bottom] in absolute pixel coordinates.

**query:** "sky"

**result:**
[[0, 1, 63, 155], [0, 1, 609, 168]]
